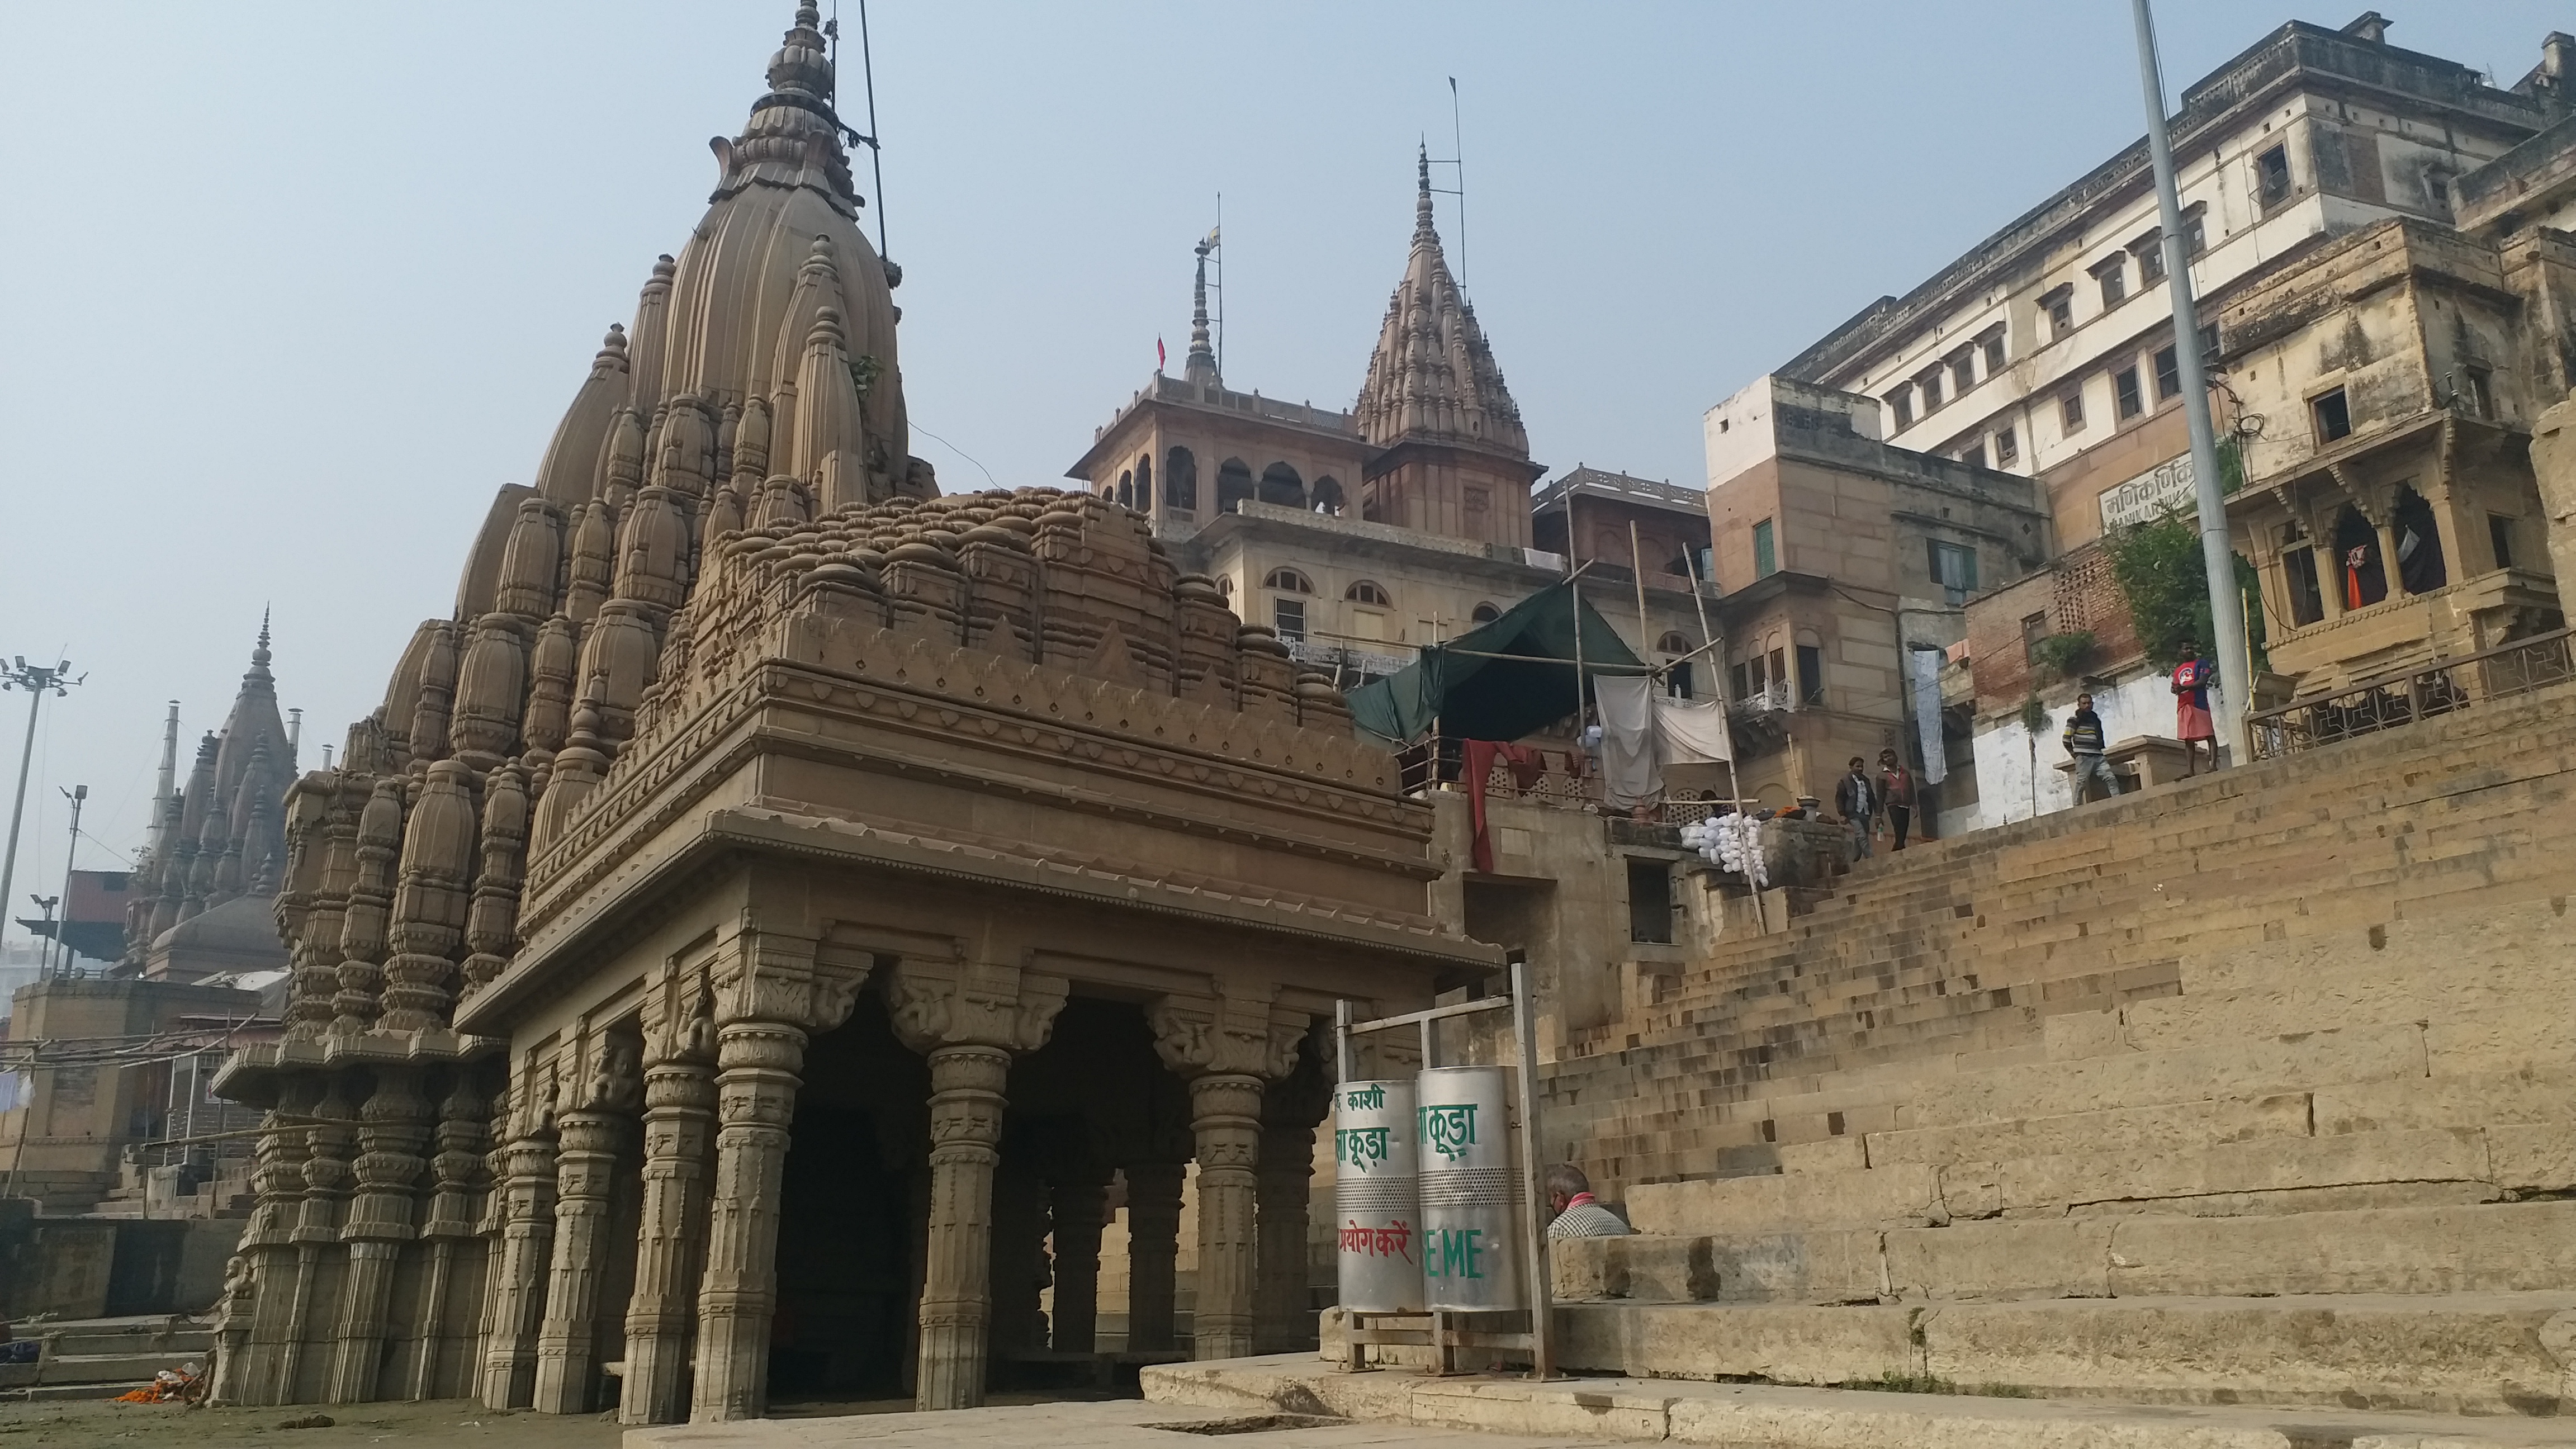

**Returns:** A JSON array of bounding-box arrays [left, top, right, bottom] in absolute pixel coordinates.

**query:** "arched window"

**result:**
[[1311, 476, 1346, 515], [1117, 470, 1134, 510], [1217, 574, 1234, 599], [1216, 458, 1254, 513], [1470, 602, 1502, 624], [1346, 580, 1393, 607], [1258, 462, 1305, 509], [1263, 568, 1315, 594], [1657, 631, 1693, 654], [1166, 447, 1199, 511], [1136, 453, 1153, 513]]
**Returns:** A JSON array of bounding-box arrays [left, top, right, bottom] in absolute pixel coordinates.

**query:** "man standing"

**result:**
[[1544, 1164, 1632, 1239], [1834, 756, 1876, 863], [2172, 644, 2219, 776], [2063, 692, 2122, 803], [1875, 748, 1918, 850]]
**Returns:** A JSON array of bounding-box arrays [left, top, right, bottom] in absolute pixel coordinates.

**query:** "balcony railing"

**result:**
[[2248, 627, 2572, 760], [1395, 732, 1744, 828]]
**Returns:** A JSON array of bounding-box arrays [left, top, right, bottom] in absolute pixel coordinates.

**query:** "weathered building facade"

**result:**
[[205, 5, 1487, 1421]]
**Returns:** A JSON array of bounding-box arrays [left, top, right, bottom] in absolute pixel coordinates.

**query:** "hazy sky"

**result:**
[[0, 1, 2563, 942]]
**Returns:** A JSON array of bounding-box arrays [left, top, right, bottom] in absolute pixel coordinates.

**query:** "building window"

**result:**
[[1919, 369, 1944, 411], [2284, 545, 2324, 626], [2461, 366, 2494, 420], [2312, 387, 2352, 443], [2093, 255, 2127, 308], [1263, 567, 1314, 594], [1116, 470, 1134, 509], [1272, 598, 1306, 641], [1346, 580, 1393, 607], [1887, 387, 1914, 430], [2153, 344, 2181, 402], [1314, 476, 1347, 515], [2136, 234, 2167, 285], [2256, 145, 2292, 209], [1957, 438, 1985, 468], [2061, 390, 2086, 434], [1982, 332, 2006, 373], [1929, 539, 1978, 605], [1627, 859, 1674, 944], [1729, 660, 1750, 702], [1951, 351, 1977, 394], [2114, 366, 2144, 420], [1470, 601, 1502, 624], [2020, 610, 2049, 664], [1135, 454, 1153, 513], [1752, 518, 1777, 577], [1165, 447, 1199, 511], [1665, 662, 1693, 699], [1994, 426, 2019, 466], [2184, 209, 2208, 255], [2043, 285, 2075, 340], [1217, 574, 1234, 599], [2490, 514, 2516, 570], [1216, 457, 1254, 512], [1794, 644, 1825, 706]]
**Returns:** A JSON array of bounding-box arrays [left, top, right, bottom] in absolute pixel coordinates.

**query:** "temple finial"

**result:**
[[1185, 234, 1219, 387], [252, 608, 273, 671], [1416, 142, 1435, 239]]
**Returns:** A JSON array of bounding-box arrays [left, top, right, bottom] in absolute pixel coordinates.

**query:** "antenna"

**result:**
[[1428, 78, 1469, 283], [825, 2, 894, 272], [1214, 193, 1225, 381]]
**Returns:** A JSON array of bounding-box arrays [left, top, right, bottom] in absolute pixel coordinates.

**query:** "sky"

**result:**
[[0, 1, 2564, 945]]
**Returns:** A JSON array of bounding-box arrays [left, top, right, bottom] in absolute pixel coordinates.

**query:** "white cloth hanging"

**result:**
[[1593, 675, 1661, 809], [1652, 695, 1733, 765]]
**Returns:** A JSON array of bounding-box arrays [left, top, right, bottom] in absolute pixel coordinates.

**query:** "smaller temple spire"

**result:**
[[1185, 238, 1219, 387]]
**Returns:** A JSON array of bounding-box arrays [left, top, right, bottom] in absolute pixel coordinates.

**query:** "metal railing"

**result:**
[[1396, 733, 1738, 827], [2248, 627, 2572, 760]]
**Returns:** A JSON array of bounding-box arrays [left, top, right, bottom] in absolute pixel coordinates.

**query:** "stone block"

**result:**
[[1556, 1300, 1916, 1385], [1778, 1136, 1868, 1173], [1560, 1229, 1887, 1305], [2043, 1008, 2124, 1060], [1902, 1026, 2425, 1129], [1630, 1164, 1943, 1235], [2104, 1200, 2576, 1296], [2313, 1071, 2576, 1135], [2486, 1124, 2576, 1192], [2427, 1000, 2576, 1078], [1870, 1095, 2310, 1173], [1942, 1128, 2489, 1218], [1409, 1377, 1673, 1441], [1883, 1217, 2115, 1300]]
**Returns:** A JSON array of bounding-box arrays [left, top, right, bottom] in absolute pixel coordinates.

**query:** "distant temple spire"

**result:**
[[1185, 236, 1219, 387]]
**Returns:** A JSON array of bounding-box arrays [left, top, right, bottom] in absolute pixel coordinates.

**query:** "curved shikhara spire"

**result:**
[[1354, 146, 1528, 456]]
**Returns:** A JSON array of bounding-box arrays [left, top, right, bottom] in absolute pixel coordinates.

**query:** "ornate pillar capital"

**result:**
[[1147, 985, 1308, 1081], [883, 956, 1067, 1055], [708, 912, 871, 1035]]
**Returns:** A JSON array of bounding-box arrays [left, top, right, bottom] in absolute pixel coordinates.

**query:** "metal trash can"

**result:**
[[1415, 1065, 1521, 1310], [1333, 1077, 1424, 1313]]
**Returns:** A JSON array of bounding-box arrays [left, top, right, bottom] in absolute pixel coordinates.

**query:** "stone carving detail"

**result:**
[[885, 959, 1067, 1054], [379, 761, 477, 1033], [330, 779, 405, 1036]]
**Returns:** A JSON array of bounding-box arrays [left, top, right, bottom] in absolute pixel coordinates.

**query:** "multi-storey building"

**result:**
[[1707, 12, 2575, 830]]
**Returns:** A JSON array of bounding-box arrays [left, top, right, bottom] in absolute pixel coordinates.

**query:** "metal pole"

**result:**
[[0, 680, 47, 965], [2131, 0, 2252, 765], [1507, 953, 1554, 1380], [1681, 546, 1748, 811], [53, 785, 83, 976], [1334, 998, 1353, 1083], [1627, 522, 1652, 657]]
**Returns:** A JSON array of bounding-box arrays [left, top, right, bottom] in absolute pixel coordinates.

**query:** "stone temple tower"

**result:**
[[1352, 146, 1540, 548]]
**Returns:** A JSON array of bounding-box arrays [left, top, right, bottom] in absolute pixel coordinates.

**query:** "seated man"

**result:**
[[1544, 1163, 1632, 1238]]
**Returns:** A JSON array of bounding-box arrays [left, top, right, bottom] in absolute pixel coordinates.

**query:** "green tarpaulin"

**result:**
[[1346, 583, 1649, 747]]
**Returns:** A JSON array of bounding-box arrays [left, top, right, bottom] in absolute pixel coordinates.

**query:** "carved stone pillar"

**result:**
[[409, 1073, 490, 1401], [916, 1041, 1008, 1404], [1148, 990, 1305, 1363], [1046, 1170, 1108, 1355], [479, 1063, 560, 1410], [1254, 1067, 1328, 1355], [886, 958, 1068, 1412], [533, 1032, 640, 1414], [281, 1076, 359, 1399], [687, 1017, 806, 1422], [621, 973, 717, 1426], [686, 917, 869, 1423], [328, 1067, 433, 1403], [1121, 1162, 1185, 1352], [219, 1074, 317, 1405]]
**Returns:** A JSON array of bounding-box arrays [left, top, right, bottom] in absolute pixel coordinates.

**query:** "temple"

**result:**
[[204, 4, 1486, 1419]]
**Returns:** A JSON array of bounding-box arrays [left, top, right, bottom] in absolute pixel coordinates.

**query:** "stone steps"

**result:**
[[1554, 1292, 2576, 1417], [1556, 1199, 2576, 1305], [1145, 1352, 2576, 1448]]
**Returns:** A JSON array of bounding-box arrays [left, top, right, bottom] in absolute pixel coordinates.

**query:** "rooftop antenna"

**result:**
[[1428, 78, 1469, 283], [825, 2, 894, 272], [1213, 193, 1224, 382]]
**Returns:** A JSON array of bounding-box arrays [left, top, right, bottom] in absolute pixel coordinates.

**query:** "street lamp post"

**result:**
[[1, 659, 83, 972]]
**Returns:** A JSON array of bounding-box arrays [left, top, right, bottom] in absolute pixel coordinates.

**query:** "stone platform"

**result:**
[[1143, 1354, 2576, 1447], [631, 1396, 1606, 1447]]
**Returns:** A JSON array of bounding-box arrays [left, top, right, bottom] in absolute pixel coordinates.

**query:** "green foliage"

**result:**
[[2104, 512, 2266, 673], [847, 353, 883, 404], [2018, 693, 2050, 736], [2029, 629, 2095, 684], [1843, 1372, 2034, 1399], [2217, 435, 2246, 496]]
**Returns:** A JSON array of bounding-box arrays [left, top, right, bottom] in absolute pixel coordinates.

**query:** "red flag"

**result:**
[[1157, 337, 1167, 371]]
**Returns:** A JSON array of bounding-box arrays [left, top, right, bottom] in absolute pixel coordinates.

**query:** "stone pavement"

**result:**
[[630, 1399, 1600, 1447], [1143, 1354, 2576, 1448]]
